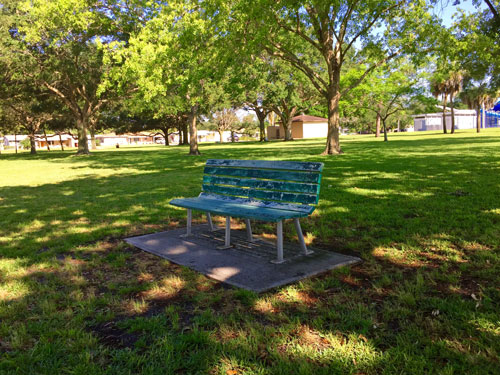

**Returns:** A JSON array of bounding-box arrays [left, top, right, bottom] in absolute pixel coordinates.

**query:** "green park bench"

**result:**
[[170, 159, 324, 264]]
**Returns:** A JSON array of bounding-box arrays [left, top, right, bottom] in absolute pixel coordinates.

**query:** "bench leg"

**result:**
[[294, 218, 313, 256], [207, 212, 217, 231], [180, 209, 192, 238], [244, 219, 254, 242], [271, 220, 284, 264], [217, 216, 232, 249]]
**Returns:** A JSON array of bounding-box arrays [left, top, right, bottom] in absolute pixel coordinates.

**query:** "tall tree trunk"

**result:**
[[59, 133, 64, 151], [476, 105, 481, 133], [90, 129, 97, 150], [323, 88, 342, 155], [382, 119, 388, 142], [260, 119, 266, 141], [450, 93, 455, 134], [183, 124, 189, 145], [165, 130, 170, 146], [218, 130, 224, 143], [231, 130, 236, 142], [43, 129, 51, 151], [255, 109, 267, 142], [29, 133, 36, 155], [375, 113, 381, 137], [397, 119, 400, 132], [442, 94, 448, 134], [15, 133, 17, 154], [76, 117, 90, 155], [159, 127, 169, 146], [178, 127, 183, 145], [188, 105, 200, 155], [277, 106, 297, 142], [283, 116, 293, 141]]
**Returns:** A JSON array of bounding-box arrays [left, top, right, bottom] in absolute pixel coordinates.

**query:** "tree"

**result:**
[[447, 70, 465, 134], [105, 0, 229, 156], [240, 114, 260, 138], [430, 73, 449, 134], [1, 0, 126, 155], [231, 0, 438, 154], [0, 69, 57, 154], [210, 109, 239, 143], [229, 55, 275, 142], [268, 59, 319, 141], [357, 62, 417, 141], [454, 3, 500, 91], [1, 0, 154, 155]]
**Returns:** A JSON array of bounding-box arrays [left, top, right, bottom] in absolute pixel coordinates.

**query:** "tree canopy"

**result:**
[[0, 0, 498, 155]]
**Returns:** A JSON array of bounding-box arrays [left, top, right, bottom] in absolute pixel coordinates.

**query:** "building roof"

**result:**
[[291, 115, 327, 123]]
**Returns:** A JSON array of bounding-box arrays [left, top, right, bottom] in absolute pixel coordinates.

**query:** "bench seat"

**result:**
[[170, 196, 310, 222]]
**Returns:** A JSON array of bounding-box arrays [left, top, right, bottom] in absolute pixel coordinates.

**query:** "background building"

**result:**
[[412, 109, 477, 131], [267, 115, 329, 139]]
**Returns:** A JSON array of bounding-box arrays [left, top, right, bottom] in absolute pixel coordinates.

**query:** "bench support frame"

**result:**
[[270, 220, 285, 264], [180, 209, 312, 263], [180, 209, 192, 238], [294, 218, 313, 256], [216, 216, 233, 250], [206, 212, 218, 231], [244, 219, 254, 242]]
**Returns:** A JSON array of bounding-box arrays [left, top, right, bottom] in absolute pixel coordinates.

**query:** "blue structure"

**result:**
[[481, 101, 500, 128]]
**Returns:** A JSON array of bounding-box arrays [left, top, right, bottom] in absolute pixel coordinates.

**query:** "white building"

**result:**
[[413, 109, 477, 131], [2, 134, 78, 149], [2, 132, 157, 150], [267, 115, 329, 139]]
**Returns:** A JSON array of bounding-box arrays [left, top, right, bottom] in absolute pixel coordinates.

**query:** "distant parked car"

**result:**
[[227, 135, 239, 142]]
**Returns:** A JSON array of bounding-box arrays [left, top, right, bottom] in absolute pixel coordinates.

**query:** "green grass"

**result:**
[[0, 130, 499, 374]]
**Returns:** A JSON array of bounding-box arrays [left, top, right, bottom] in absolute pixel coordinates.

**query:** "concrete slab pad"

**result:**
[[125, 225, 361, 293]]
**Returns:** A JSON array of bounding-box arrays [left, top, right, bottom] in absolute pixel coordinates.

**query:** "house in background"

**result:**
[[37, 134, 77, 148], [3, 134, 77, 149], [95, 133, 154, 146], [412, 108, 477, 131], [267, 115, 329, 139]]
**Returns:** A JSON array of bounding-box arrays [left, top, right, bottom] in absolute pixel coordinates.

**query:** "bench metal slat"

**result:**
[[204, 166, 321, 183], [199, 193, 314, 213], [206, 159, 324, 172], [202, 184, 317, 204], [202, 175, 320, 195], [249, 188, 318, 204]]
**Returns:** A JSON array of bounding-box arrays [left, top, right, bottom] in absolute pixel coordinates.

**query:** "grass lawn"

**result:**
[[0, 130, 499, 374]]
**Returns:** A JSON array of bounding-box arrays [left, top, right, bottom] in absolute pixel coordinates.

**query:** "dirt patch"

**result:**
[[296, 325, 331, 350], [88, 320, 141, 349]]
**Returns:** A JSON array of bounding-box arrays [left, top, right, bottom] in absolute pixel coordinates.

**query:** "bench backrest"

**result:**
[[201, 159, 324, 214]]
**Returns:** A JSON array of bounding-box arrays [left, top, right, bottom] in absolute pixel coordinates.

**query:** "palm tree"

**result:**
[[446, 71, 465, 134], [430, 75, 448, 134]]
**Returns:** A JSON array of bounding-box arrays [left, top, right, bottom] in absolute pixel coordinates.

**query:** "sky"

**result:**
[[436, 0, 486, 26]]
